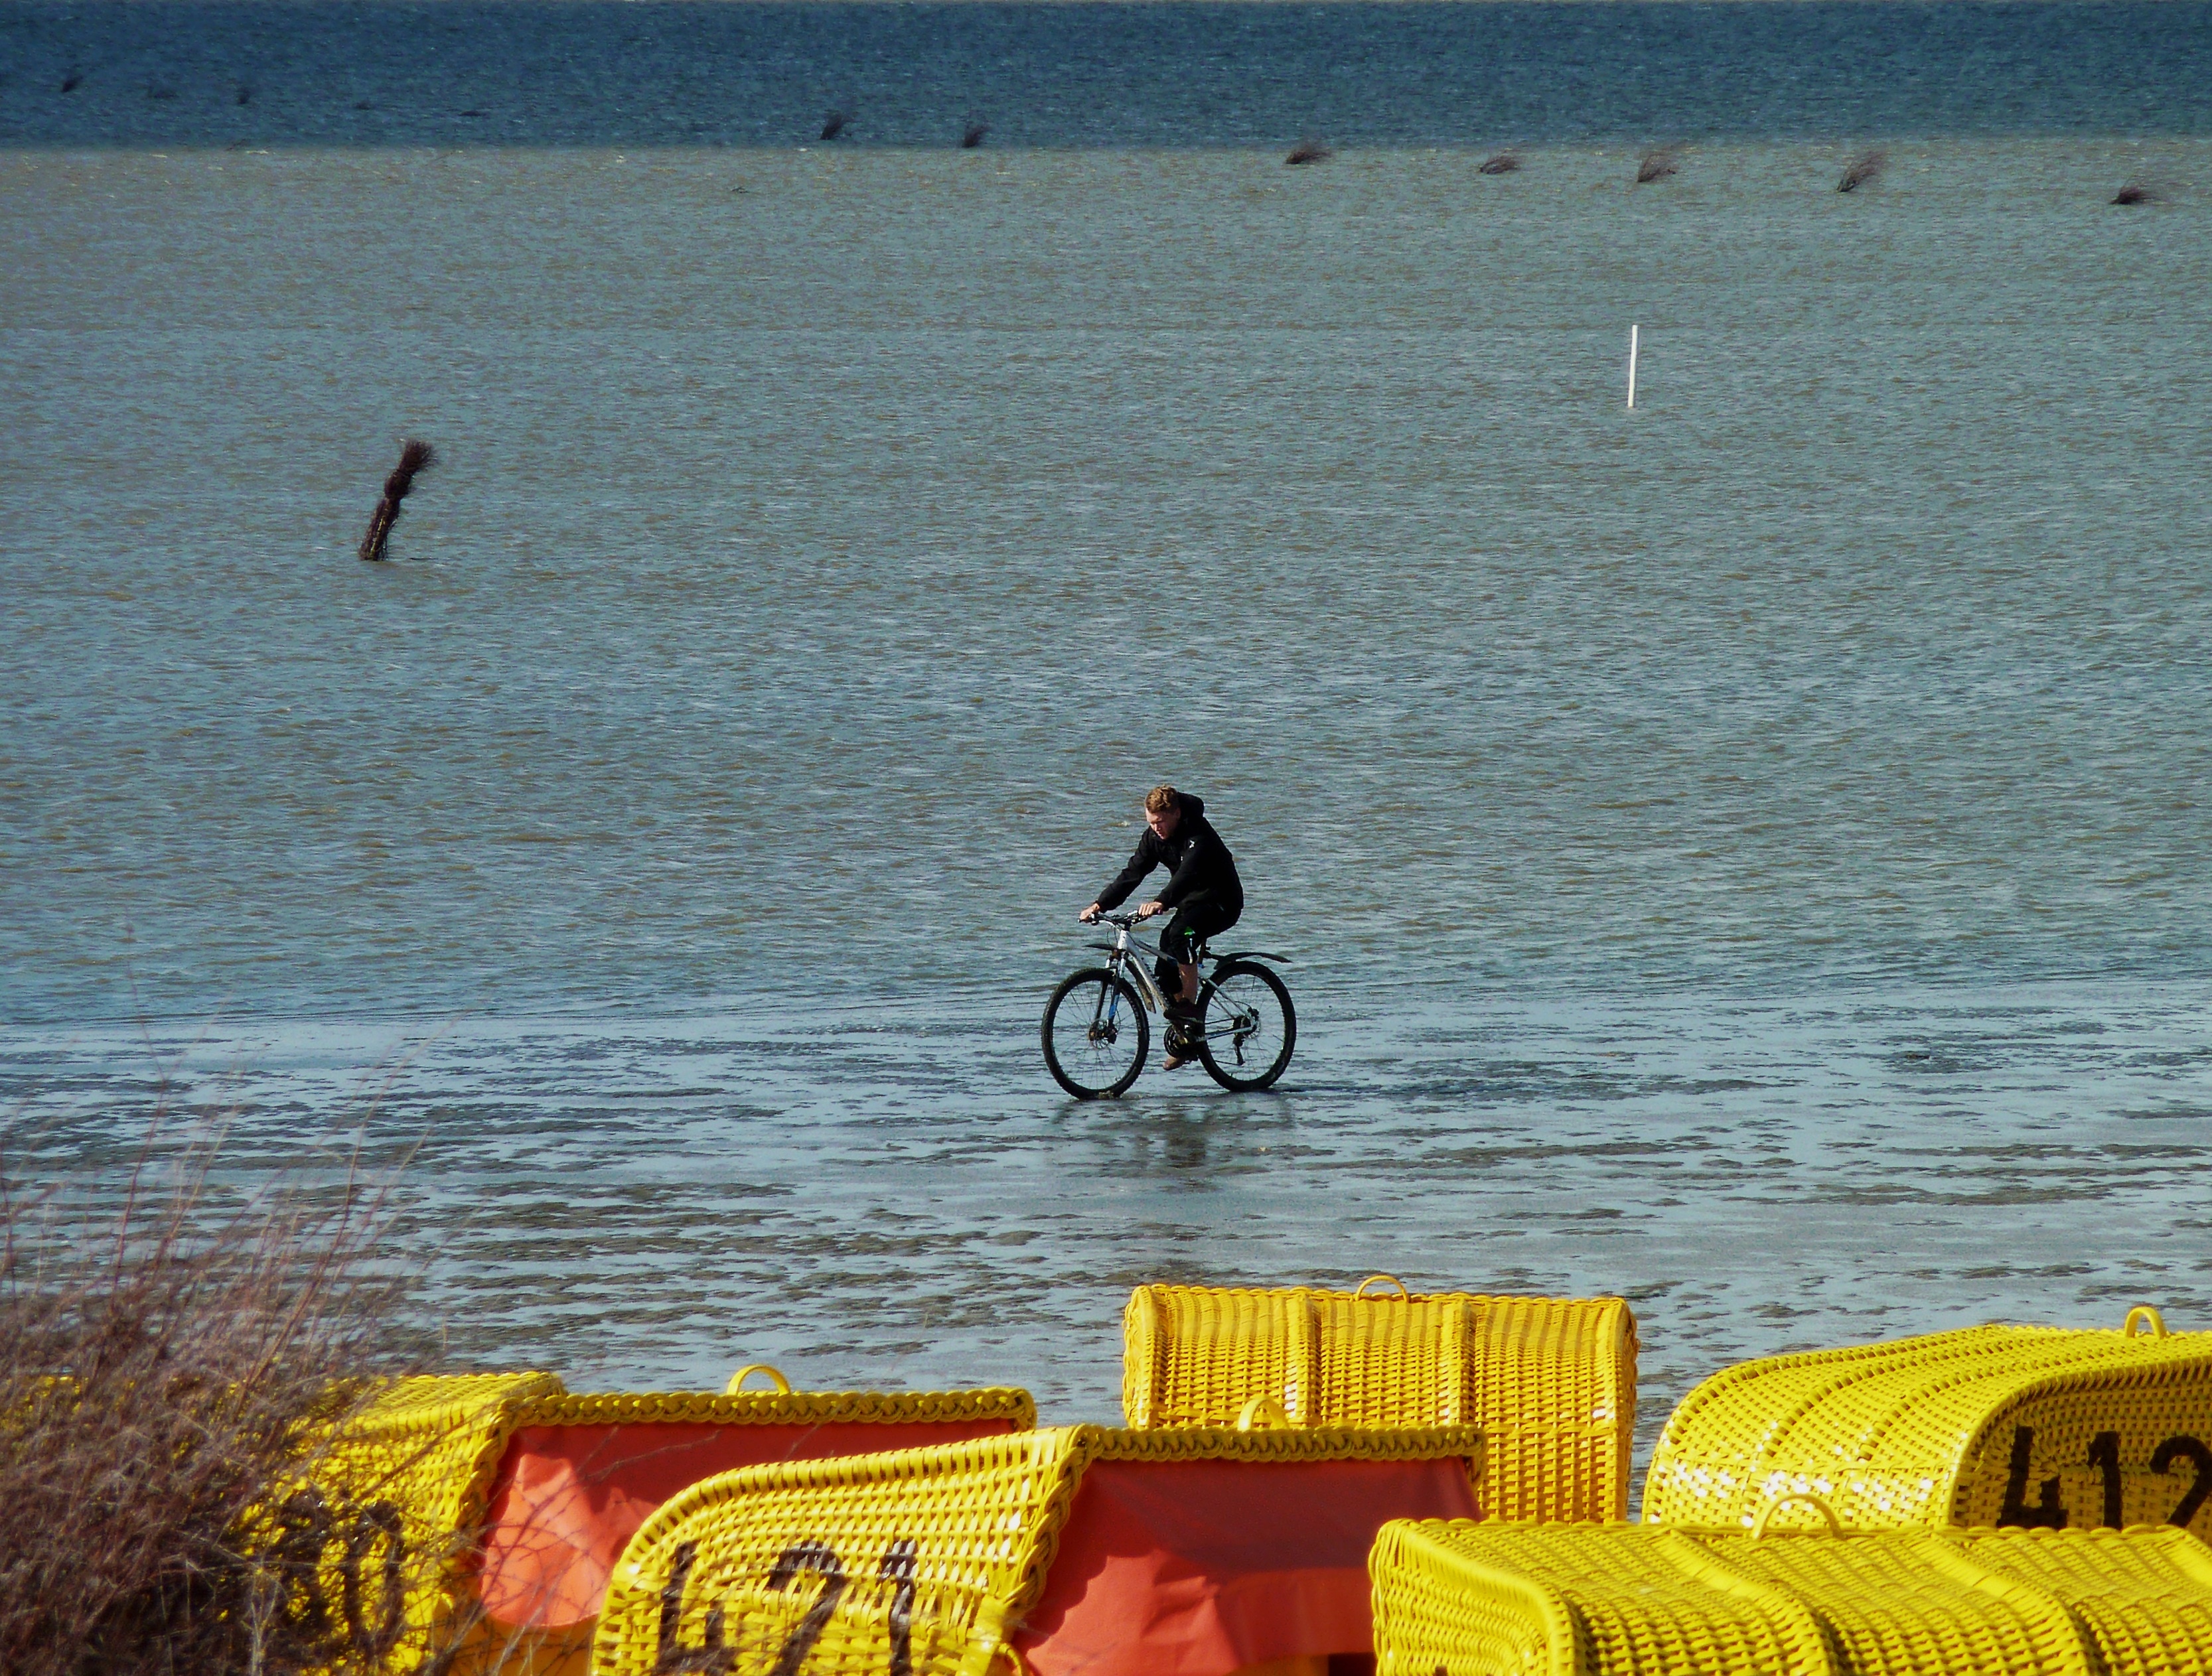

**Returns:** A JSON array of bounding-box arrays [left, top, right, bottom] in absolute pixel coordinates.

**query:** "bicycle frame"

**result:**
[[1088, 914, 1283, 1015], [1049, 912, 1293, 1093], [1089, 918, 1181, 1014]]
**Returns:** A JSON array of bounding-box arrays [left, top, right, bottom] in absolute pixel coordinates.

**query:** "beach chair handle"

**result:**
[[726, 1362, 794, 1395], [1355, 1274, 1412, 1300], [2124, 1305, 2170, 1340], [1236, 1395, 1292, 1431], [1750, 1493, 1842, 1539]]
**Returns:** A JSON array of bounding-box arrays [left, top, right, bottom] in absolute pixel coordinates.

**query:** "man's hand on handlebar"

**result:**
[[1078, 902, 1166, 925]]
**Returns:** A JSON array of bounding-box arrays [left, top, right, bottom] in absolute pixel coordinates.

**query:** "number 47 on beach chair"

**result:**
[[594, 1418, 1486, 1676]]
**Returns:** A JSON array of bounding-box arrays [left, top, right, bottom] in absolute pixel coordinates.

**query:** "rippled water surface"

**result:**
[[5, 4, 2212, 1497]]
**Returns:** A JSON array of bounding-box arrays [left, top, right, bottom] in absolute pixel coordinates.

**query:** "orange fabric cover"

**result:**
[[1018, 1458, 1477, 1676], [477, 1418, 1016, 1628]]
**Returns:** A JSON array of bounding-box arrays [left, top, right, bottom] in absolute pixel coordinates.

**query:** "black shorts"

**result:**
[[1157, 890, 1243, 989]]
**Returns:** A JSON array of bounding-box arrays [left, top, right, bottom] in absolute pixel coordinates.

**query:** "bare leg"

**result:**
[[1177, 963, 1199, 1006]]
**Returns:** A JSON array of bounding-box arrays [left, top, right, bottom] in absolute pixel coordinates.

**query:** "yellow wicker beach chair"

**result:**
[[1369, 1517, 1827, 1676], [301, 1371, 566, 1674], [1122, 1275, 1637, 1521], [1959, 1525, 2212, 1676], [593, 1421, 1487, 1676], [1643, 1305, 2212, 1535], [305, 1371, 1032, 1675], [1368, 1507, 2212, 1676]]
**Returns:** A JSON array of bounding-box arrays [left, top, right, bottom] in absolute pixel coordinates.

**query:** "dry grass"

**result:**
[[1284, 137, 1333, 166], [1636, 147, 1680, 184], [961, 119, 988, 149], [2113, 181, 2154, 205], [0, 1139, 428, 1675], [1478, 151, 1521, 175], [819, 109, 849, 141]]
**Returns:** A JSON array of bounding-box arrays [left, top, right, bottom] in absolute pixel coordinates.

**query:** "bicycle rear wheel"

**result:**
[[1195, 960, 1295, 1091], [1042, 967, 1149, 1099]]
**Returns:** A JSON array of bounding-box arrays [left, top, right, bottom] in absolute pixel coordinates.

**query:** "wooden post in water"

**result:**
[[1627, 324, 1639, 409], [358, 439, 436, 562]]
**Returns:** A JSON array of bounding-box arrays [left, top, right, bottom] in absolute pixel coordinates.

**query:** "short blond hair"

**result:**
[[1144, 785, 1180, 814]]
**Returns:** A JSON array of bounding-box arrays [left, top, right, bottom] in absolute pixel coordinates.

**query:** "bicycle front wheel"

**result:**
[[1196, 960, 1296, 1091], [1042, 967, 1150, 1099]]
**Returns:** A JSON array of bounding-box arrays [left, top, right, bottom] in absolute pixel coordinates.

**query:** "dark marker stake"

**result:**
[[62, 70, 84, 93], [820, 109, 848, 141], [962, 119, 988, 149], [1838, 148, 1886, 192], [358, 441, 436, 563]]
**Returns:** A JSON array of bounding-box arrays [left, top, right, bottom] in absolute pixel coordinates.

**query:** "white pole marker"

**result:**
[[1627, 322, 1639, 409]]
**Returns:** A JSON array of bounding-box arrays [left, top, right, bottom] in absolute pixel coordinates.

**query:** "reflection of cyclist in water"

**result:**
[[1079, 786, 1244, 1069]]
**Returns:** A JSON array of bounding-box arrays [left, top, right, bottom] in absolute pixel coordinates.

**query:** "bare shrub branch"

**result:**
[[0, 1136, 432, 1675]]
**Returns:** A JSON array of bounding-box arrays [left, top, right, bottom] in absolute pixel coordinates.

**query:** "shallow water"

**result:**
[[7, 979, 2212, 1488], [5, 6, 2212, 1502]]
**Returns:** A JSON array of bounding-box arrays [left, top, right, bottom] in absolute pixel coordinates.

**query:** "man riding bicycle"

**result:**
[[1079, 786, 1244, 1070]]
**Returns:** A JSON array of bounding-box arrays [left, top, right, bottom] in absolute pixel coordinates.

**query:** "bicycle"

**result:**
[[1041, 912, 1296, 1099]]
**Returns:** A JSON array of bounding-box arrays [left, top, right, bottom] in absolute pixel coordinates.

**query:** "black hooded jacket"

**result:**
[[1095, 794, 1243, 913]]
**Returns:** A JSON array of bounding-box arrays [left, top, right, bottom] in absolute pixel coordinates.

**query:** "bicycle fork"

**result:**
[[1095, 952, 1169, 1046], [1089, 971, 1123, 1044]]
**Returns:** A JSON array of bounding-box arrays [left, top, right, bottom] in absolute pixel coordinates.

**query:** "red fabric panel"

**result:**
[[477, 1417, 1016, 1628], [1018, 1457, 1478, 1676]]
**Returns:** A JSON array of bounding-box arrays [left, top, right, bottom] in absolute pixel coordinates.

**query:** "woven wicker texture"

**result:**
[[1123, 1279, 1636, 1521], [596, 1422, 1485, 1676], [1370, 1517, 2212, 1676], [1643, 1310, 2212, 1535], [1370, 1518, 1825, 1676], [305, 1372, 567, 1673], [1710, 1527, 2091, 1675], [1950, 1527, 2212, 1676], [513, 1386, 1036, 1431], [310, 1377, 1033, 1675]]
